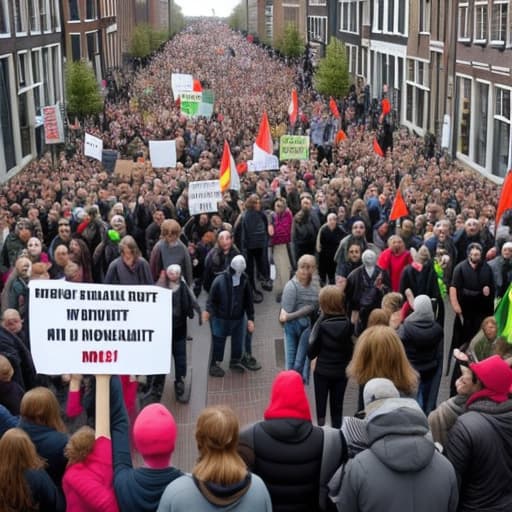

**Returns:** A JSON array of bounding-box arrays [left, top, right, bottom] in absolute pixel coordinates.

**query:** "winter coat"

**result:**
[[25, 468, 66, 512], [445, 398, 512, 511], [271, 208, 293, 246], [0, 326, 37, 391], [202, 246, 240, 292], [104, 256, 153, 285], [331, 403, 458, 512]]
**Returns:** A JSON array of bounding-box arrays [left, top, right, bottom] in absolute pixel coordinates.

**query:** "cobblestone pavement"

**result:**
[[160, 291, 453, 472]]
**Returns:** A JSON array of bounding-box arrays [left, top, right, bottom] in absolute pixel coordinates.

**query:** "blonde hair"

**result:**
[[367, 308, 390, 327], [20, 387, 66, 433], [193, 406, 246, 485], [0, 354, 13, 381], [381, 292, 403, 313], [65, 426, 95, 465], [346, 326, 418, 395]]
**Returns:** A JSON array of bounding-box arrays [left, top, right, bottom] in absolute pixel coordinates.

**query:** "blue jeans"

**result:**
[[284, 317, 311, 384], [210, 316, 244, 364]]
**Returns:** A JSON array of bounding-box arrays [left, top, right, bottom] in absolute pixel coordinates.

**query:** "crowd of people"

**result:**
[[0, 18, 512, 511]]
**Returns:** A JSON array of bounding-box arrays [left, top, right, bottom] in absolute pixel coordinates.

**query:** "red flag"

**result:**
[[236, 161, 247, 175], [193, 79, 202, 92], [335, 129, 347, 144], [288, 88, 298, 125], [219, 140, 240, 192], [496, 170, 512, 227], [381, 98, 391, 116], [255, 111, 273, 154], [329, 97, 340, 119], [373, 137, 385, 157], [389, 189, 409, 221]]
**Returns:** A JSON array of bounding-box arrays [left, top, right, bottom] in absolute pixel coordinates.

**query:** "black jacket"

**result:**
[[445, 398, 512, 511], [202, 246, 240, 292], [0, 327, 36, 391], [308, 314, 353, 379]]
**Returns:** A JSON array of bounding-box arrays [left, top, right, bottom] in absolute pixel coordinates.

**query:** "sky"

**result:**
[[174, 0, 241, 18]]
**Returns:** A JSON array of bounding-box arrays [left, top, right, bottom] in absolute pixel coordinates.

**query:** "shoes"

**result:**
[[253, 290, 264, 304], [241, 354, 262, 371], [209, 363, 225, 377], [174, 380, 185, 397], [261, 280, 273, 292], [229, 360, 246, 373]]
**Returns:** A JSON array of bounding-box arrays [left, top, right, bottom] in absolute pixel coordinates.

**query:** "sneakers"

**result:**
[[174, 380, 188, 403], [241, 354, 262, 371], [209, 363, 225, 377], [261, 279, 273, 292], [229, 360, 246, 373]]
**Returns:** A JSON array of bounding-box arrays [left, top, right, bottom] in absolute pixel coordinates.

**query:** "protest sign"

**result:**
[[279, 135, 310, 160], [29, 281, 172, 375], [247, 155, 279, 172], [84, 133, 103, 161], [149, 140, 177, 168], [114, 159, 133, 180], [101, 149, 118, 173], [179, 92, 202, 117], [171, 73, 193, 98], [188, 180, 222, 215], [198, 89, 215, 117], [43, 105, 65, 144]]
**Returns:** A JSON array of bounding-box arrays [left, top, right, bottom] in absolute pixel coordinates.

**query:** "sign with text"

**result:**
[[43, 105, 65, 144], [179, 91, 202, 117], [188, 180, 222, 215], [149, 140, 177, 168], [247, 155, 279, 172], [29, 281, 172, 375], [84, 133, 103, 161], [171, 73, 193, 98], [279, 135, 310, 161]]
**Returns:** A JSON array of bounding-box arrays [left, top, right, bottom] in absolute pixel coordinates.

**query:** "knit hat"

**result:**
[[466, 355, 512, 406], [133, 404, 178, 468], [264, 370, 311, 421]]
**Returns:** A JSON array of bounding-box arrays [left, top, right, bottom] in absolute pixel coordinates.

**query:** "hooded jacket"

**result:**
[[238, 371, 343, 512], [445, 398, 512, 511], [331, 402, 458, 512]]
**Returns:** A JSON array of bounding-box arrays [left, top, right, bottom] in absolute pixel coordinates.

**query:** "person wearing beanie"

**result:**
[[398, 295, 444, 414], [111, 397, 183, 512], [158, 406, 272, 511], [330, 387, 458, 512], [445, 355, 512, 511], [203, 254, 258, 377], [238, 370, 346, 512]]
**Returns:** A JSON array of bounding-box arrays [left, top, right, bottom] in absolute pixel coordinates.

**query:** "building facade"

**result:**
[[99, 0, 119, 71], [273, 0, 307, 44], [0, 0, 63, 179]]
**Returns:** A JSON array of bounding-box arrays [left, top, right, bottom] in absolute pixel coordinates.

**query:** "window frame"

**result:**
[[474, 0, 489, 44], [339, 0, 359, 34], [458, 1, 470, 41]]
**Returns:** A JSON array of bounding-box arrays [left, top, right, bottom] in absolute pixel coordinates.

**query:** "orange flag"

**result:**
[[288, 88, 298, 126], [329, 97, 340, 119], [373, 137, 385, 157], [496, 170, 512, 227], [335, 129, 347, 144], [193, 79, 202, 92], [381, 98, 391, 115], [219, 140, 240, 193], [389, 189, 409, 221], [255, 112, 273, 154]]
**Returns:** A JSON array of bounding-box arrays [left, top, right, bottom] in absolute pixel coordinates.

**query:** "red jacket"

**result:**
[[377, 249, 412, 292]]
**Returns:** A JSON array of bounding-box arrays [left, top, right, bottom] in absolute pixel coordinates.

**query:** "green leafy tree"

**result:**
[[169, 1, 185, 37], [129, 25, 151, 58], [65, 60, 103, 119], [228, 2, 247, 31], [276, 23, 304, 58], [314, 37, 350, 98]]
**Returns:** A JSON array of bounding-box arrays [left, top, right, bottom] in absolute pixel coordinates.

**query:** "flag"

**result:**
[[329, 97, 340, 119], [496, 170, 512, 227], [219, 140, 240, 193], [381, 98, 391, 116], [389, 189, 409, 221], [373, 137, 384, 157], [335, 129, 347, 144], [495, 283, 512, 343], [253, 111, 274, 162], [193, 79, 202, 92], [288, 88, 298, 126]]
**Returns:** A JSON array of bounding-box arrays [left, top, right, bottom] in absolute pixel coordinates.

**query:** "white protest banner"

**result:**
[[84, 133, 103, 161], [188, 180, 222, 215], [149, 140, 177, 168], [29, 280, 172, 375], [171, 73, 193, 98], [247, 155, 279, 172]]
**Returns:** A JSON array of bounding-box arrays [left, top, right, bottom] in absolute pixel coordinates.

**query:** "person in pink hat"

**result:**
[[445, 355, 512, 511]]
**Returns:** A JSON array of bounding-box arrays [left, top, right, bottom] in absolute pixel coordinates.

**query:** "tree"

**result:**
[[129, 25, 151, 58], [169, 1, 185, 37], [228, 2, 247, 31], [275, 23, 304, 58], [65, 60, 103, 119], [314, 37, 350, 99]]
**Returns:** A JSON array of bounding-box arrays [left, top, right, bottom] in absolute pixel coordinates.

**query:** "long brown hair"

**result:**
[[0, 428, 45, 512], [20, 387, 66, 432], [193, 406, 247, 485], [346, 326, 418, 395]]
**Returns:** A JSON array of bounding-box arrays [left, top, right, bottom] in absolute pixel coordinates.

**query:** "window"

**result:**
[[86, 31, 98, 61], [69, 0, 80, 21], [14, 0, 28, 34], [458, 1, 469, 39], [50, 0, 60, 30], [346, 44, 357, 75], [0, 57, 16, 173], [474, 0, 488, 42], [474, 82, 489, 167], [494, 87, 511, 177], [0, 0, 10, 35], [491, 0, 508, 44], [340, 0, 358, 33], [31, 49, 43, 112], [71, 33, 81, 61], [405, 58, 429, 131], [85, 0, 97, 20], [387, 0, 394, 32], [17, 51, 30, 88], [308, 16, 327, 44], [419, 0, 430, 33], [40, 0, 50, 31], [51, 45, 61, 102], [457, 77, 471, 156], [283, 6, 299, 26], [29, 0, 39, 32], [398, 0, 406, 34], [374, 0, 384, 31]]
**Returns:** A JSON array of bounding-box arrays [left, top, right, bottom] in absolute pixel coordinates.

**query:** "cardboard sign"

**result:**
[[43, 104, 65, 144], [279, 135, 310, 160], [188, 180, 222, 215], [149, 140, 177, 168], [114, 159, 134, 180], [171, 73, 193, 98], [29, 281, 172, 375], [84, 133, 103, 161]]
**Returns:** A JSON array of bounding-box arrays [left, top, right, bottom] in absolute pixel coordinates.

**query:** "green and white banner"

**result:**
[[279, 135, 310, 160]]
